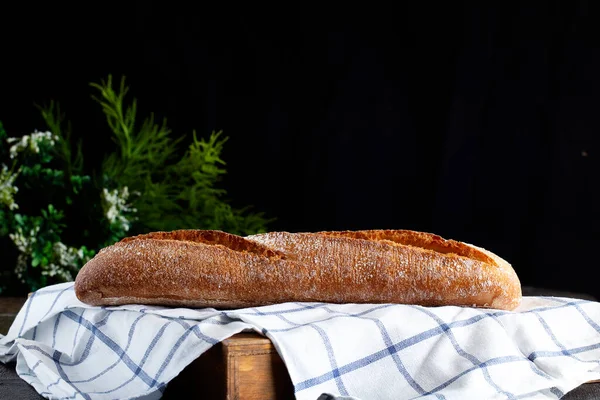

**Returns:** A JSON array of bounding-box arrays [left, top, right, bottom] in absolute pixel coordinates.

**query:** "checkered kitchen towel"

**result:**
[[1, 282, 600, 400]]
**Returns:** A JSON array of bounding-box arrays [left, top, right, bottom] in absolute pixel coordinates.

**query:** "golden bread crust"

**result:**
[[74, 229, 522, 310]]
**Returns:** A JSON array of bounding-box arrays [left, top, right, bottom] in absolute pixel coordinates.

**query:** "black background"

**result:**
[[1, 2, 599, 299]]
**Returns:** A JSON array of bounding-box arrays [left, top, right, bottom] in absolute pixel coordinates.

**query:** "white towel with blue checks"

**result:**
[[1, 282, 600, 400]]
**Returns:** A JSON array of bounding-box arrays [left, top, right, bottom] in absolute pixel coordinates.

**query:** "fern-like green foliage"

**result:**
[[37, 102, 85, 177], [91, 75, 270, 235], [0, 121, 6, 143]]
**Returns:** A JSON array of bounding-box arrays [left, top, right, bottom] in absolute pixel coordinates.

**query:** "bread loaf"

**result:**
[[74, 229, 522, 310]]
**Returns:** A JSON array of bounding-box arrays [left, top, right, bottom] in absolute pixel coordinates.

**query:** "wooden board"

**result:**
[[163, 332, 295, 400], [0, 297, 27, 336]]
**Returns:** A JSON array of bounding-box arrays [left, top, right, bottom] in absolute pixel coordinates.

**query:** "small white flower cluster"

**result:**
[[10, 225, 41, 282], [9, 225, 86, 282], [42, 243, 88, 281], [14, 254, 28, 281], [102, 186, 138, 232], [9, 225, 40, 254], [0, 164, 19, 210], [53, 242, 86, 269], [42, 262, 74, 281], [6, 130, 59, 159]]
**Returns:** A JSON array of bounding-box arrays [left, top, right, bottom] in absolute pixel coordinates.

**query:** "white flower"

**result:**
[[11, 237, 87, 282], [10, 225, 41, 283], [0, 164, 19, 210], [7, 199, 88, 282], [14, 254, 28, 282], [6, 130, 59, 159], [101, 186, 138, 232], [52, 242, 87, 269], [9, 225, 40, 254], [41, 242, 88, 281], [41, 263, 73, 281]]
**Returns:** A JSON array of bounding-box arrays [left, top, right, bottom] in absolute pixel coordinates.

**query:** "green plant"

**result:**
[[92, 76, 269, 236], [0, 76, 271, 295], [0, 121, 95, 292]]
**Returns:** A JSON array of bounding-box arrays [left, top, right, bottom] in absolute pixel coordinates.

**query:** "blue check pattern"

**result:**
[[1, 282, 600, 400]]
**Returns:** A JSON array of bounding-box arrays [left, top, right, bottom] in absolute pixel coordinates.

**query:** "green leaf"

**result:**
[[37, 100, 86, 177], [14, 213, 24, 225], [0, 210, 8, 236], [0, 120, 6, 142]]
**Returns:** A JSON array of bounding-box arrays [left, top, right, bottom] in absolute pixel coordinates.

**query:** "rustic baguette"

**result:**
[[74, 229, 522, 310]]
